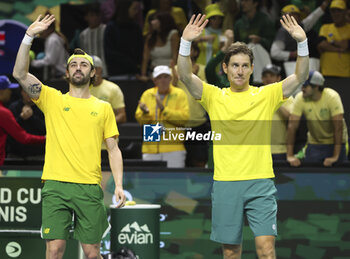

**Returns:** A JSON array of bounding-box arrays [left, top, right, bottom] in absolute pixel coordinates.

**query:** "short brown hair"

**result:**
[[223, 42, 254, 66]]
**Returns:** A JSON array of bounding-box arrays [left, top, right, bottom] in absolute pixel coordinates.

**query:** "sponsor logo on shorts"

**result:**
[[44, 228, 50, 234], [272, 224, 276, 230], [118, 222, 153, 245], [6, 242, 22, 257], [63, 107, 71, 112]]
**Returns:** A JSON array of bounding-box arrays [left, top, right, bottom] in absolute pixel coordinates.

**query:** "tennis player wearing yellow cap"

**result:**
[[13, 14, 126, 259]]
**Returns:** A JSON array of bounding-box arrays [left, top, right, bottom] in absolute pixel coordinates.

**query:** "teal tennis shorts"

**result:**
[[210, 179, 277, 244], [41, 180, 109, 244]]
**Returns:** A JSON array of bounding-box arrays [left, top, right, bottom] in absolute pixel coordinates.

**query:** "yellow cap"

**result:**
[[282, 5, 301, 14], [330, 0, 346, 9], [67, 53, 94, 66], [205, 3, 224, 19]]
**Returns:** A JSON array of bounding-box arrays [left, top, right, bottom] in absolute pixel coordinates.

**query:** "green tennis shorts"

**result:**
[[210, 179, 277, 244], [41, 180, 109, 244]]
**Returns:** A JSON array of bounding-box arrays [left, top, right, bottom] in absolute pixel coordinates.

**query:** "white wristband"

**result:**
[[22, 33, 34, 46], [297, 39, 309, 56], [179, 37, 191, 56]]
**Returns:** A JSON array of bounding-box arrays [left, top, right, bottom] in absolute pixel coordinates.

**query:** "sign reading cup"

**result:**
[[0, 178, 43, 229]]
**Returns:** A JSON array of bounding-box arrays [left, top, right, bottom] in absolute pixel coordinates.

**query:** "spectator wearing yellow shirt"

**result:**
[[142, 0, 187, 37], [317, 0, 350, 77], [135, 65, 189, 167], [287, 70, 348, 167], [90, 56, 126, 124]]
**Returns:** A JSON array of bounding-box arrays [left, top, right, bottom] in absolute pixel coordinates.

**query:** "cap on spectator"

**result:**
[[303, 71, 325, 87], [262, 64, 281, 76], [0, 75, 19, 90], [282, 5, 301, 14], [205, 3, 224, 19], [330, 0, 346, 9], [153, 66, 171, 78], [92, 55, 103, 68]]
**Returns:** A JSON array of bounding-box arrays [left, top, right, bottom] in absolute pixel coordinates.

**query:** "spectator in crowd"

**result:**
[[261, 64, 294, 161], [172, 43, 209, 167], [139, 12, 180, 82], [0, 75, 45, 165], [135, 65, 189, 167], [287, 70, 348, 167], [90, 56, 127, 124], [217, 0, 239, 31], [30, 12, 69, 79], [234, 0, 275, 51], [7, 87, 46, 158], [260, 0, 282, 23], [143, 0, 187, 36], [13, 14, 126, 258], [291, 0, 319, 19], [195, 3, 225, 66], [104, 0, 143, 76], [271, 1, 330, 62], [79, 3, 107, 77], [205, 29, 234, 88], [317, 0, 350, 78]]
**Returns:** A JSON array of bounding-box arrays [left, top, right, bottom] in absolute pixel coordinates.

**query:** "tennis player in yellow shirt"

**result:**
[[177, 14, 309, 259], [13, 14, 126, 259]]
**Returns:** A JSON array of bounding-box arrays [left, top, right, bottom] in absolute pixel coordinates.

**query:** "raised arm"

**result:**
[[280, 15, 309, 98], [12, 14, 55, 100], [177, 14, 208, 100]]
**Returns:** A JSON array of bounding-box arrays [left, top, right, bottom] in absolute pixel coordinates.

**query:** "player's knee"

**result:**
[[84, 250, 100, 259], [256, 241, 275, 259], [47, 246, 64, 259], [223, 244, 242, 259]]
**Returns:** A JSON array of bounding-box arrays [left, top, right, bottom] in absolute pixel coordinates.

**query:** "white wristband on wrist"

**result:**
[[297, 39, 309, 56], [22, 33, 34, 46], [179, 37, 191, 56]]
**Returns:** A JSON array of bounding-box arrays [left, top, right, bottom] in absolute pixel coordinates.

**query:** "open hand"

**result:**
[[182, 14, 209, 42], [27, 14, 55, 37], [280, 14, 306, 42], [114, 186, 126, 208]]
